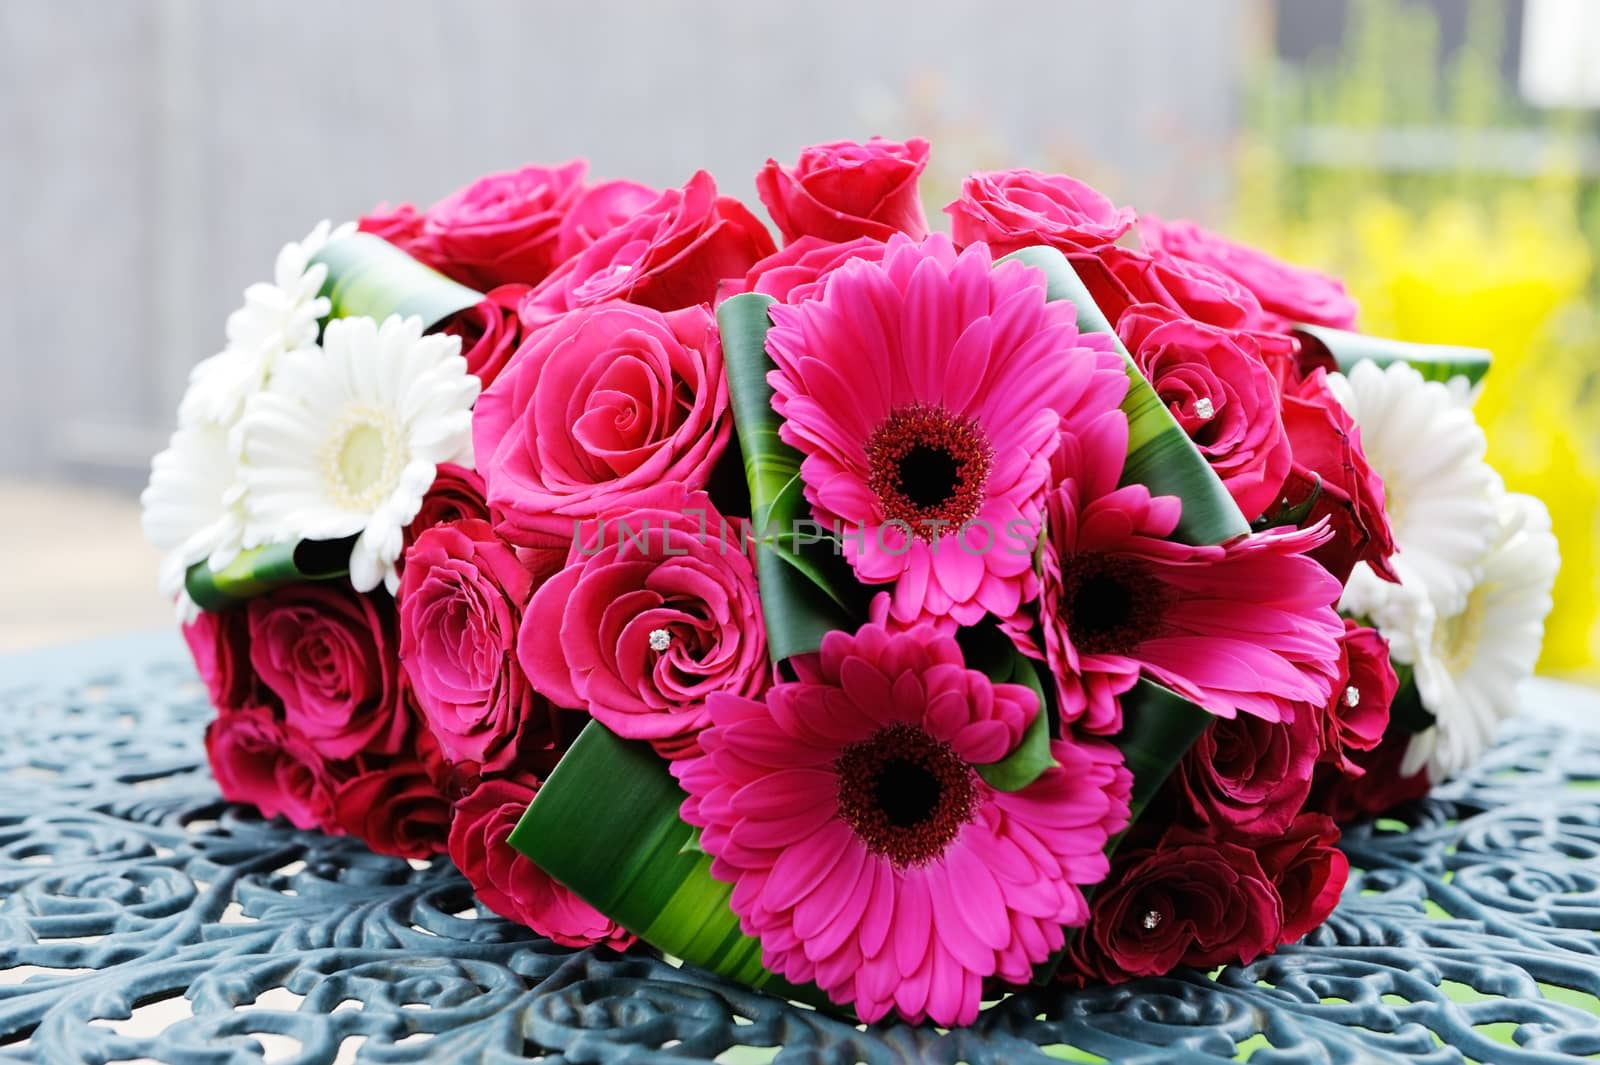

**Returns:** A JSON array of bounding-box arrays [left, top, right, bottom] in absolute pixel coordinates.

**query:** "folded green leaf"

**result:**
[[998, 247, 1252, 547], [717, 292, 864, 660], [185, 538, 355, 612], [311, 232, 484, 331], [1294, 324, 1492, 386], [508, 720, 838, 1012]]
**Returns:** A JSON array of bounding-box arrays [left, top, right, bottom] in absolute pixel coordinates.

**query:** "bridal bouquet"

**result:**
[[142, 137, 1558, 1025]]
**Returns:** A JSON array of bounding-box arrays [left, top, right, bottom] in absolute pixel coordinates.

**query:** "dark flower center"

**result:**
[[835, 722, 978, 867], [866, 404, 993, 537], [1058, 553, 1170, 656]]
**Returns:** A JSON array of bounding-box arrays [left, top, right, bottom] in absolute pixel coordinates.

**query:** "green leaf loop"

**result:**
[[310, 232, 484, 331]]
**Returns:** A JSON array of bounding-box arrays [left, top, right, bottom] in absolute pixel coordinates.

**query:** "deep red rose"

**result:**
[[416, 161, 587, 289], [1141, 216, 1359, 332], [1068, 829, 1283, 982], [330, 755, 451, 860], [404, 463, 491, 548], [555, 179, 660, 262], [246, 583, 405, 760], [733, 235, 887, 304], [183, 608, 261, 712], [358, 202, 427, 253], [448, 776, 635, 948], [1309, 722, 1431, 822], [1258, 812, 1348, 942], [519, 171, 775, 329], [1278, 368, 1399, 584], [1174, 697, 1321, 837], [205, 706, 336, 831], [438, 284, 530, 390], [1119, 303, 1292, 521], [946, 168, 1134, 255], [1318, 620, 1397, 774], [756, 137, 930, 245], [1068, 245, 1264, 333], [399, 519, 557, 772]]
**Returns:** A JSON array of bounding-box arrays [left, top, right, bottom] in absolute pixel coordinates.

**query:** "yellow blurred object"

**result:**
[[1237, 188, 1600, 674]]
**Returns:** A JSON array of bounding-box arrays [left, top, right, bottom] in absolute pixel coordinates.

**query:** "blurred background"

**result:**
[[0, 0, 1596, 668]]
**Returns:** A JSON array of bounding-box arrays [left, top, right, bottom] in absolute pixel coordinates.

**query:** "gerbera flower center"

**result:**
[[1058, 553, 1170, 656], [1436, 586, 1487, 674], [866, 404, 993, 537], [835, 722, 978, 867], [321, 405, 405, 513]]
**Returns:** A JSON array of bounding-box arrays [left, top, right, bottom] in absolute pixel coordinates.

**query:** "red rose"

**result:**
[[1141, 216, 1359, 332], [555, 179, 659, 262], [438, 284, 530, 390], [1069, 245, 1264, 333], [946, 169, 1134, 255], [1069, 829, 1282, 982], [1173, 698, 1320, 837], [1258, 813, 1348, 942], [404, 463, 491, 547], [357, 203, 427, 253], [732, 235, 887, 305], [519, 171, 775, 329], [475, 301, 731, 548], [1309, 722, 1431, 822], [448, 776, 634, 949], [1118, 304, 1292, 521], [183, 608, 261, 712], [1318, 621, 1396, 773], [756, 137, 930, 245], [1279, 369, 1399, 584], [205, 706, 336, 831], [400, 519, 561, 772], [246, 583, 406, 760], [417, 161, 588, 289], [330, 753, 451, 860]]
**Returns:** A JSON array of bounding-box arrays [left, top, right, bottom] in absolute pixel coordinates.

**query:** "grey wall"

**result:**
[[0, 0, 1244, 490]]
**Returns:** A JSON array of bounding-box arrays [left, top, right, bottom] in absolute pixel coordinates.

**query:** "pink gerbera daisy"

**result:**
[[765, 234, 1126, 627], [1034, 405, 1346, 733], [671, 622, 1131, 1025]]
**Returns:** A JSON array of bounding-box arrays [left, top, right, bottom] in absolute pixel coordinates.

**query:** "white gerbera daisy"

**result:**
[[225, 219, 353, 357], [1400, 492, 1559, 780], [238, 314, 478, 594], [1331, 360, 1500, 618], [140, 419, 247, 607]]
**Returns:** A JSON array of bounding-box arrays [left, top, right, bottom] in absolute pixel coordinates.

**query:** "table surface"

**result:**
[[4, 634, 1600, 1065]]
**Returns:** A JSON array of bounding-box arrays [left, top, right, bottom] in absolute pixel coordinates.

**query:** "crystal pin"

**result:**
[[1142, 910, 1163, 931], [648, 629, 672, 652], [1194, 398, 1216, 420], [1344, 685, 1361, 708]]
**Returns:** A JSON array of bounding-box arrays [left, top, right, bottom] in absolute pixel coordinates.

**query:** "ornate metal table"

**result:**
[[4, 633, 1600, 1064]]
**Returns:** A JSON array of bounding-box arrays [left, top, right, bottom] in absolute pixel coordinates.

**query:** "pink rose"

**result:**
[[521, 486, 767, 753], [183, 608, 261, 712], [946, 169, 1134, 255], [448, 776, 635, 948], [733, 235, 887, 304], [1318, 620, 1396, 774], [1309, 722, 1431, 822], [330, 756, 452, 860], [417, 161, 587, 289], [1173, 697, 1321, 837], [756, 137, 931, 245], [1258, 813, 1348, 942], [1141, 216, 1359, 332], [555, 179, 660, 261], [1069, 245, 1264, 333], [1068, 829, 1282, 983], [438, 284, 530, 390], [358, 203, 426, 252], [519, 172, 775, 329], [1118, 304, 1292, 521], [1278, 368, 1398, 584], [205, 706, 335, 831], [399, 518, 556, 771], [246, 583, 406, 760], [475, 301, 731, 547]]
